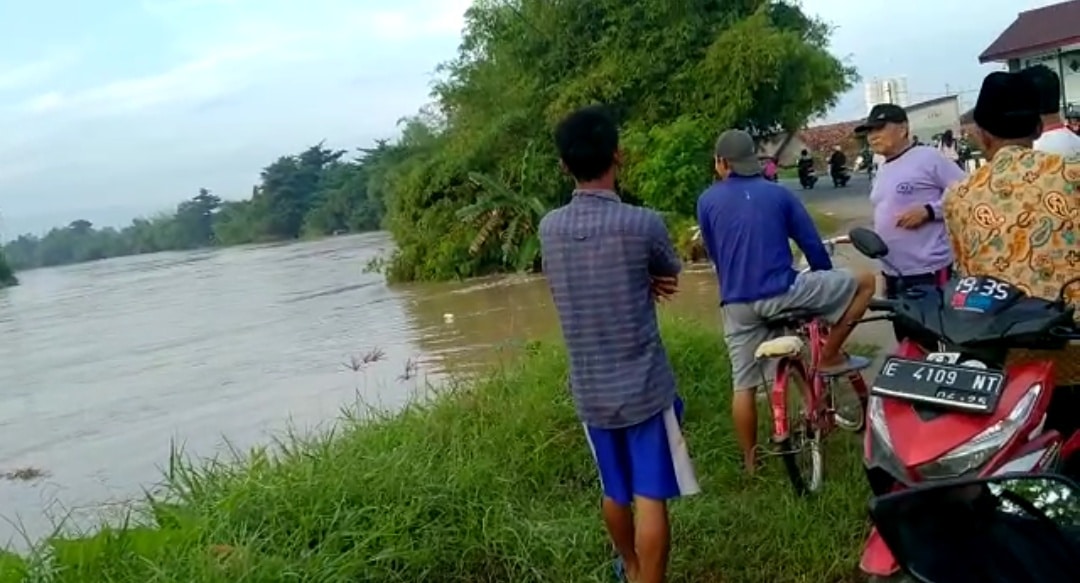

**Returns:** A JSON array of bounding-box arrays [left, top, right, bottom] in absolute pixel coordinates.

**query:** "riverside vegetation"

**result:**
[[0, 253, 15, 287], [2, 0, 854, 282], [1, 141, 399, 271], [0, 317, 872, 583]]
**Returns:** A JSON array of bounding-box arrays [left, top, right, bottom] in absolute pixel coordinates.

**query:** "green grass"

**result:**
[[2, 318, 873, 583], [777, 167, 800, 180]]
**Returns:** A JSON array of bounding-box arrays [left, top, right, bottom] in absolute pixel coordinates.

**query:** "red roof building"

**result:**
[[980, 0, 1080, 116]]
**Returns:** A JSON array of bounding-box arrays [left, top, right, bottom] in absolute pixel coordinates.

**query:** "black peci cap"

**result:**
[[854, 104, 908, 135], [973, 71, 1040, 140]]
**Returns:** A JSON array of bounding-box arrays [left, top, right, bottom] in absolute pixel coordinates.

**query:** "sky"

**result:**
[[0, 0, 1064, 237]]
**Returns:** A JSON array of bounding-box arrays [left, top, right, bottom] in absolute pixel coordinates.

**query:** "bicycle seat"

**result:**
[[762, 308, 818, 330], [755, 335, 805, 359]]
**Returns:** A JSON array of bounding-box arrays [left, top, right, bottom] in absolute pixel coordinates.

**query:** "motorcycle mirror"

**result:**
[[848, 227, 889, 259], [870, 473, 1080, 583]]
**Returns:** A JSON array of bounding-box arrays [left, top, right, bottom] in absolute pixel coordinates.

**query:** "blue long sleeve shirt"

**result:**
[[696, 176, 831, 304]]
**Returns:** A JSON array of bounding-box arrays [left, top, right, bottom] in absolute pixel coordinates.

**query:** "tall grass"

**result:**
[[2, 317, 871, 582]]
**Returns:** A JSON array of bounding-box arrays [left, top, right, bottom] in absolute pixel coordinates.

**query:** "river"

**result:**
[[0, 218, 891, 548]]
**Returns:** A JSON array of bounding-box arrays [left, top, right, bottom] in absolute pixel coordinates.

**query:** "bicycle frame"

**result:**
[[772, 236, 869, 441], [770, 317, 831, 440]]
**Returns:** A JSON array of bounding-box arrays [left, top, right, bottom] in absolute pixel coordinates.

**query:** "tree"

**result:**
[[0, 143, 391, 272], [0, 251, 15, 287], [380, 0, 856, 281]]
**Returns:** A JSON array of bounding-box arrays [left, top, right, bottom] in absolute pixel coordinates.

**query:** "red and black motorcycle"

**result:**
[[846, 227, 1080, 581]]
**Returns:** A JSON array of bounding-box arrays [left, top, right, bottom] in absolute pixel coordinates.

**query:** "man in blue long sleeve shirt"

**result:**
[[697, 129, 875, 474]]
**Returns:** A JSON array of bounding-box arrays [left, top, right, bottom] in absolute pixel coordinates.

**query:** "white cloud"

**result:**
[[364, 0, 471, 40], [18, 1, 471, 119], [0, 52, 79, 92], [20, 31, 309, 116]]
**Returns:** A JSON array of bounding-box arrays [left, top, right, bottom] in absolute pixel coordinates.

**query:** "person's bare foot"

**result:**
[[744, 451, 757, 475]]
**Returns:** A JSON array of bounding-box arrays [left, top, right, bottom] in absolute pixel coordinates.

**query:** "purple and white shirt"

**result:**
[[869, 145, 966, 276]]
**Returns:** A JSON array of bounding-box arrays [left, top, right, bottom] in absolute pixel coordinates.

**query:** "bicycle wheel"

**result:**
[[830, 372, 868, 433], [774, 359, 823, 495]]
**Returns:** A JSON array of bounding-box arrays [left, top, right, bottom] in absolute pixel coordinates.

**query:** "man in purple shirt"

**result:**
[[697, 129, 876, 474], [539, 106, 700, 583], [855, 104, 967, 344]]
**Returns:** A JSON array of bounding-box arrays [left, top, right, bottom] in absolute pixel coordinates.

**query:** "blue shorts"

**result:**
[[583, 397, 700, 506]]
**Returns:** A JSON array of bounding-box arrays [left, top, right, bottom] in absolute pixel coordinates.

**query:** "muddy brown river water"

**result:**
[[0, 201, 892, 548]]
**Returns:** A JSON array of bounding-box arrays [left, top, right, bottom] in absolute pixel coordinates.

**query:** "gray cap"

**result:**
[[714, 129, 761, 176]]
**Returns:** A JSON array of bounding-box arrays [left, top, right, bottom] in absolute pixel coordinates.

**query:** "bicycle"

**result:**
[[752, 235, 870, 495]]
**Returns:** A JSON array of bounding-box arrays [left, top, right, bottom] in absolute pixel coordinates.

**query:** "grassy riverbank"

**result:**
[[2, 317, 871, 583]]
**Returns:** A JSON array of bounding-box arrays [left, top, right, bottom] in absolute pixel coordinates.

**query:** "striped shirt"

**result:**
[[539, 190, 681, 429]]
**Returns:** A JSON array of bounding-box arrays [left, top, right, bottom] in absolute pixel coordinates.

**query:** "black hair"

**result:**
[[554, 105, 619, 182], [1023, 65, 1061, 115], [941, 129, 954, 147]]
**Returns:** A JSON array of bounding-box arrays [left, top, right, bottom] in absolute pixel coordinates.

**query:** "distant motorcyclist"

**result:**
[[796, 149, 816, 188], [828, 146, 849, 187], [942, 71, 1080, 464]]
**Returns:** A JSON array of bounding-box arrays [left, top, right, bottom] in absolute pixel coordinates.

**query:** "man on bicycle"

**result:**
[[697, 129, 876, 474], [942, 71, 1080, 458]]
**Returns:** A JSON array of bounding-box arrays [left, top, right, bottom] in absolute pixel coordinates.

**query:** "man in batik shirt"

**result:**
[[943, 71, 1080, 465]]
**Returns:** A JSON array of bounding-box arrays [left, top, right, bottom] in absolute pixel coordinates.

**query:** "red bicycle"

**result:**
[[752, 235, 870, 494]]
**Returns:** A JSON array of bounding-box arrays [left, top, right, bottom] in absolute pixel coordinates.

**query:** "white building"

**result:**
[[980, 0, 1080, 117], [905, 95, 962, 143], [864, 77, 910, 113]]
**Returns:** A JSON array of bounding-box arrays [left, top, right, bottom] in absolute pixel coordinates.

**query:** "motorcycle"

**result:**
[[798, 167, 818, 189], [831, 166, 851, 188], [869, 472, 1080, 583], [846, 227, 1080, 581]]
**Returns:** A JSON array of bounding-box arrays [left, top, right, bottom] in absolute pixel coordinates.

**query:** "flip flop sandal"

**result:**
[[613, 557, 628, 582], [819, 354, 872, 377]]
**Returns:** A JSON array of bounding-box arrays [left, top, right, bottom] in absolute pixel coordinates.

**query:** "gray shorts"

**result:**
[[721, 270, 858, 391]]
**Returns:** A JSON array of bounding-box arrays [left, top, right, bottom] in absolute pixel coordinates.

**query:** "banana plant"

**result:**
[[456, 170, 548, 273]]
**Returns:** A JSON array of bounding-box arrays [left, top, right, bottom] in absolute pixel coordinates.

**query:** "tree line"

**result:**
[[1, 0, 855, 284], [1, 141, 405, 274]]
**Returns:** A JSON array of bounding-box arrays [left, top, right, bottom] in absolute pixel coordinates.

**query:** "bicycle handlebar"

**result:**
[[798, 237, 851, 274], [869, 298, 897, 312]]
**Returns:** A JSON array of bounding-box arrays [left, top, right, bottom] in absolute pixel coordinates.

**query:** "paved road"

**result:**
[[783, 172, 873, 204]]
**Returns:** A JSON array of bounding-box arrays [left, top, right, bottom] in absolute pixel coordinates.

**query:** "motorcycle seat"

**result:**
[[755, 335, 805, 359]]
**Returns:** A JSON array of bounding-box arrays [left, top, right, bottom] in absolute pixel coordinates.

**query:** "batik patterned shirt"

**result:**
[[943, 145, 1080, 383]]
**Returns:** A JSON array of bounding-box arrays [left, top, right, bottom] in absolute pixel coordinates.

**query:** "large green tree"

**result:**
[[380, 0, 856, 281]]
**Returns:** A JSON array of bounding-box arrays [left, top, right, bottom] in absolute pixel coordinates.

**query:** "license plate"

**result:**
[[871, 357, 1005, 414]]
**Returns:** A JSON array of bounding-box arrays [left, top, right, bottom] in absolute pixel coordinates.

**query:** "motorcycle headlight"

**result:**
[[917, 384, 1041, 480]]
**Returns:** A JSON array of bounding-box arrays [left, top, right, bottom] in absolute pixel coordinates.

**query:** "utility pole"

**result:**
[[885, 82, 894, 105]]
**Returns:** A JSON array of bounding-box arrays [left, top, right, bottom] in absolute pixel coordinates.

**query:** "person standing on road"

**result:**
[[696, 129, 875, 475], [539, 105, 700, 583], [855, 104, 966, 345], [942, 70, 1080, 469], [1022, 65, 1080, 157], [938, 130, 961, 168]]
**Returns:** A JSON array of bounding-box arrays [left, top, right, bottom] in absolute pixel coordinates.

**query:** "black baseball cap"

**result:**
[[854, 104, 908, 134]]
